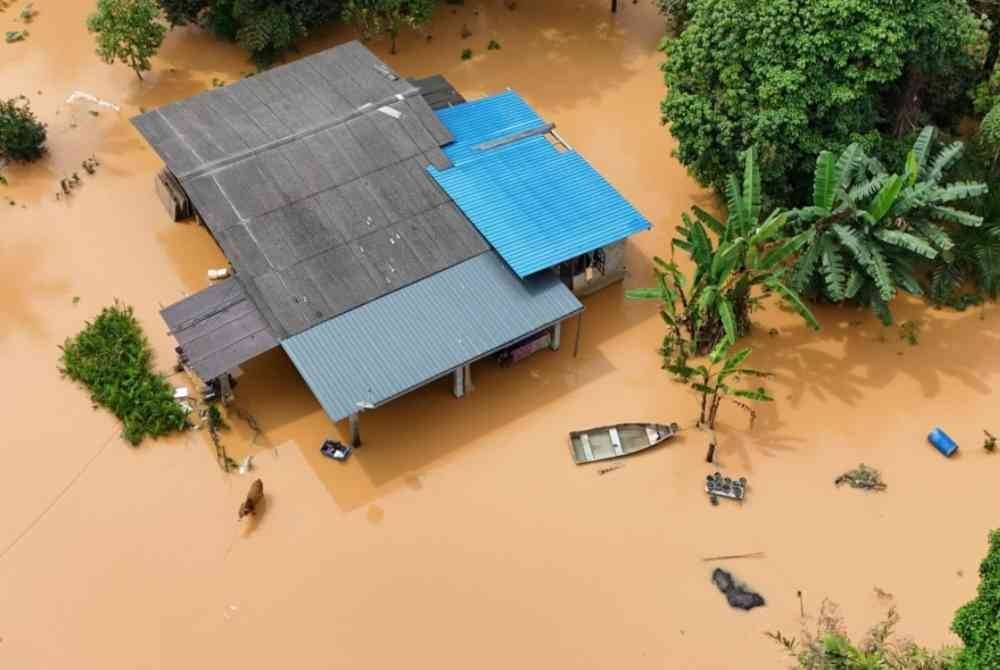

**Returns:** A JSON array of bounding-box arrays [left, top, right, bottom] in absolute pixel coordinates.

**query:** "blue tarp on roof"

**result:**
[[281, 251, 582, 423], [428, 91, 651, 278]]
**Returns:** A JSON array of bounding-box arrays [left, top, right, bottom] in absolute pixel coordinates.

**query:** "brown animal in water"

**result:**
[[238, 479, 263, 520]]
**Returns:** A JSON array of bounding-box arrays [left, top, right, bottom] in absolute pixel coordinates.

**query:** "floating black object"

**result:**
[[712, 568, 765, 610], [321, 440, 353, 462]]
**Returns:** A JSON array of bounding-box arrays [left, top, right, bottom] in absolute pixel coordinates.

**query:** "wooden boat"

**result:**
[[569, 422, 680, 464]]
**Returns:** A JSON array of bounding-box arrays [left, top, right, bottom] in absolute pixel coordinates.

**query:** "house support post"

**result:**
[[218, 373, 233, 405], [452, 366, 465, 398], [349, 412, 362, 447], [463, 364, 473, 394], [573, 312, 583, 357], [551, 322, 562, 351]]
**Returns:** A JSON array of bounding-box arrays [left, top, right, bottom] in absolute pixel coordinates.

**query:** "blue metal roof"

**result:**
[[281, 251, 582, 423], [434, 90, 546, 166], [428, 91, 650, 278]]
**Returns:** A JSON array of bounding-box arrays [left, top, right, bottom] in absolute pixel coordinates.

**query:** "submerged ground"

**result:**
[[2, 1, 998, 667]]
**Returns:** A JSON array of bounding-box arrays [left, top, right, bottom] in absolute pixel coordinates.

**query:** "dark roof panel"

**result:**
[[132, 45, 485, 339]]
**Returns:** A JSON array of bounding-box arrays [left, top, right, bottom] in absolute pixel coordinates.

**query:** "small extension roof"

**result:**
[[160, 278, 278, 381], [281, 251, 582, 422], [428, 90, 650, 278], [133, 42, 487, 340]]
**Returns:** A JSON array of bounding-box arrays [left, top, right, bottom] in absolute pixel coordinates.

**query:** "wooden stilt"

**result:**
[[550, 322, 562, 351], [573, 312, 583, 358], [349, 413, 361, 447], [611, 0, 618, 12], [452, 367, 465, 398]]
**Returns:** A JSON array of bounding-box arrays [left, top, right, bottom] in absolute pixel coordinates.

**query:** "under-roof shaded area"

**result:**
[[133, 42, 488, 339], [428, 91, 651, 278], [160, 278, 279, 381], [282, 251, 582, 422]]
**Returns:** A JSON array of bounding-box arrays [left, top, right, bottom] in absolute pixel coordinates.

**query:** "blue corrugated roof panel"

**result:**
[[434, 90, 547, 165], [428, 133, 651, 278], [281, 251, 582, 423]]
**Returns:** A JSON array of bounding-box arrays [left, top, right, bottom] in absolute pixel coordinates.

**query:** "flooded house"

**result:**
[[134, 41, 650, 443]]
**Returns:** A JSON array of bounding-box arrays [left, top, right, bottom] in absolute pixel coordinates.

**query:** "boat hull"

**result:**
[[568, 422, 679, 464]]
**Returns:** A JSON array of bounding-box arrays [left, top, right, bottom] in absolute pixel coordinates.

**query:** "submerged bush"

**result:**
[[952, 530, 1000, 669], [770, 600, 958, 669], [60, 303, 187, 445], [0, 96, 46, 162]]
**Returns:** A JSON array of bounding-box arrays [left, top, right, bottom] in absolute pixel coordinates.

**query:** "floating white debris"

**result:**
[[65, 91, 120, 112], [207, 267, 230, 280], [173, 386, 189, 399], [238, 455, 253, 474]]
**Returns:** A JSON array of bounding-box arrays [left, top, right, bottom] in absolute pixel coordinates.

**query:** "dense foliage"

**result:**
[[790, 127, 987, 324], [627, 148, 817, 370], [157, 0, 344, 65], [88, 0, 167, 80], [0, 96, 46, 162], [661, 0, 985, 203], [342, 0, 436, 54], [952, 530, 1000, 670], [60, 304, 187, 446]]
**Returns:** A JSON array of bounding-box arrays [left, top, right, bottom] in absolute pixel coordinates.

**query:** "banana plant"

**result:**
[[687, 346, 772, 430], [791, 126, 988, 324], [628, 147, 818, 375]]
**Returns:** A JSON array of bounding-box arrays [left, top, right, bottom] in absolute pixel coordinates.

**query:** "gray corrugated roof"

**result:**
[[409, 75, 467, 110], [133, 42, 487, 339], [281, 251, 583, 422], [160, 278, 279, 380]]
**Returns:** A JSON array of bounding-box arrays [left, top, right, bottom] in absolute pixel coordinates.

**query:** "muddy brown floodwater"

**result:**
[[2, 1, 999, 668]]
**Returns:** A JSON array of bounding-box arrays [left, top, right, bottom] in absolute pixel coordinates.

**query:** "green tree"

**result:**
[[342, 0, 436, 54], [661, 0, 985, 204], [88, 0, 167, 80], [0, 96, 46, 162], [627, 147, 817, 373], [790, 127, 987, 324], [952, 530, 1000, 670], [155, 0, 342, 66]]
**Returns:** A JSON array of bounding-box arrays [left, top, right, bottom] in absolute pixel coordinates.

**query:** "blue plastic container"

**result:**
[[928, 427, 959, 457]]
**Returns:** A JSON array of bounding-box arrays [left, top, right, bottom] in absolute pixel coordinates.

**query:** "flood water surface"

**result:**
[[2, 1, 999, 668]]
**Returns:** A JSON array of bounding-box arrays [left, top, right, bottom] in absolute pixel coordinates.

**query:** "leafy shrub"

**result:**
[[60, 303, 187, 445], [0, 96, 46, 162], [952, 530, 1000, 669], [770, 600, 958, 669]]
